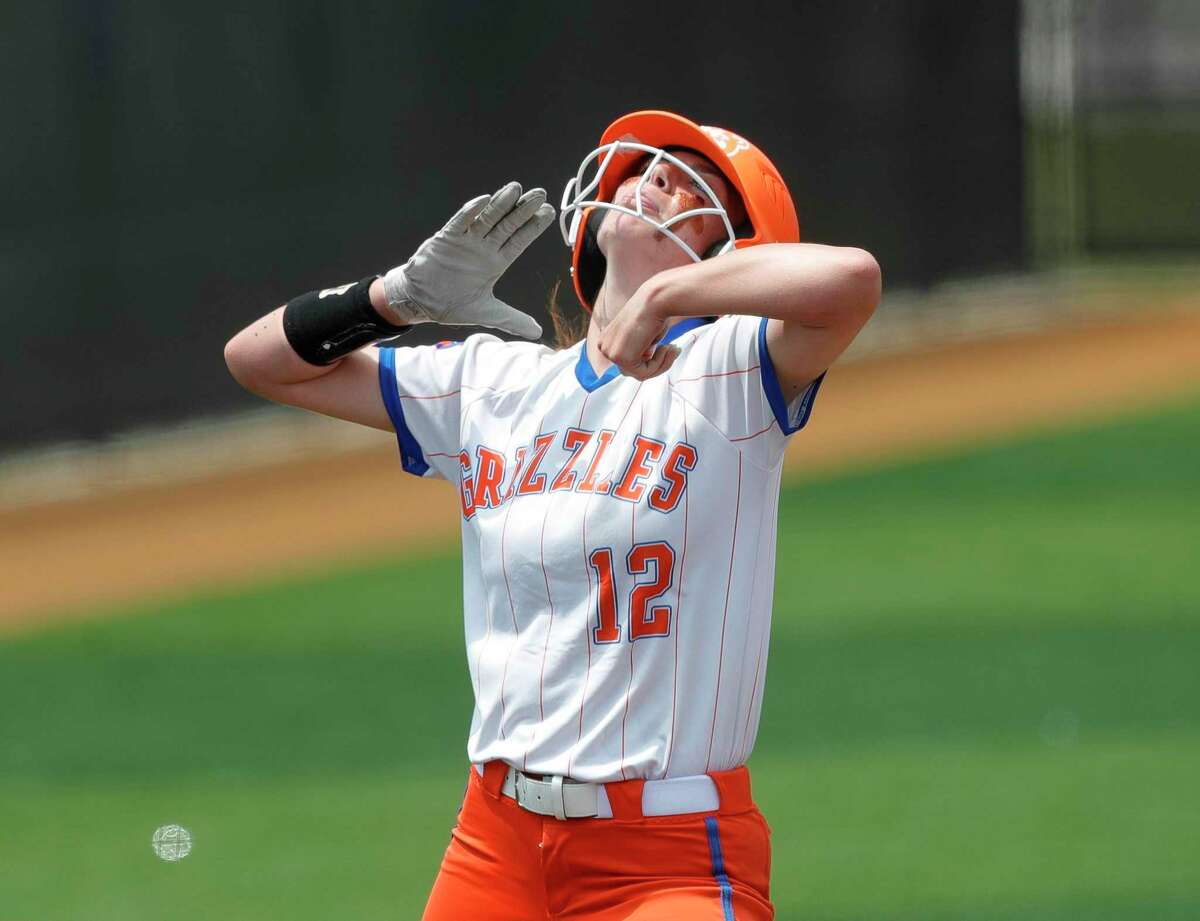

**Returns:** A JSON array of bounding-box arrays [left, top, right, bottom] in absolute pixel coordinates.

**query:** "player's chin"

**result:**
[[621, 225, 698, 260], [597, 214, 653, 255], [606, 211, 658, 237]]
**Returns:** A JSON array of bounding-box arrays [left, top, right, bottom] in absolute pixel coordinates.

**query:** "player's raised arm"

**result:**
[[221, 283, 401, 432], [598, 242, 880, 400], [222, 182, 555, 430]]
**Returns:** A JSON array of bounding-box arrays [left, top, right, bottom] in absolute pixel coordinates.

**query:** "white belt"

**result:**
[[478, 763, 720, 821]]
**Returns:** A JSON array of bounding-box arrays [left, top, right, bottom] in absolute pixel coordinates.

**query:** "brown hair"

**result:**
[[546, 277, 588, 349]]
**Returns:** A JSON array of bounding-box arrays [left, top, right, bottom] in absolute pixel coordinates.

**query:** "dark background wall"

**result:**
[[1, 0, 1024, 452], [1074, 1, 1200, 253]]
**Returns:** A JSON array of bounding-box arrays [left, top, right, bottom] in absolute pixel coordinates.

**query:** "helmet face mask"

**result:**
[[559, 141, 740, 265]]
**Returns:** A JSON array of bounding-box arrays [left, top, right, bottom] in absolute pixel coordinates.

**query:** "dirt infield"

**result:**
[[4, 307, 1200, 634]]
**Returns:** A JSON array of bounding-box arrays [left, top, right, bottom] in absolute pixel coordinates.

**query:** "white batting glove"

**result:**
[[381, 181, 554, 339]]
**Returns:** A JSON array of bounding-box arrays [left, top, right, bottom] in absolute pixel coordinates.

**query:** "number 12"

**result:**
[[588, 541, 676, 644]]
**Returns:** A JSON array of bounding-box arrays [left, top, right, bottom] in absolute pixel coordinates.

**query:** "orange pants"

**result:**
[[421, 761, 774, 920]]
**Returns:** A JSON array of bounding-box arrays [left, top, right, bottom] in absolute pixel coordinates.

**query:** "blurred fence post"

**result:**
[[1021, 0, 1083, 268]]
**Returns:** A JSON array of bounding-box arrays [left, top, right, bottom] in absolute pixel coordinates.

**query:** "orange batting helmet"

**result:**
[[559, 109, 800, 312]]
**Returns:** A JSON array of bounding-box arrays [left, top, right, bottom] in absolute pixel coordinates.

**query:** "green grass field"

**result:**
[[2, 396, 1198, 920]]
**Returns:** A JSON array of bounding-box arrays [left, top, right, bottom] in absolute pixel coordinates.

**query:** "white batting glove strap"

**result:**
[[382, 181, 555, 339]]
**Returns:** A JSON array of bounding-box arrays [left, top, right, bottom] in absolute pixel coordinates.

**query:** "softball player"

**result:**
[[224, 109, 879, 919]]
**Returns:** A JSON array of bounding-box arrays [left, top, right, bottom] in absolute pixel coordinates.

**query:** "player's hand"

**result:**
[[381, 182, 554, 339], [596, 284, 682, 381]]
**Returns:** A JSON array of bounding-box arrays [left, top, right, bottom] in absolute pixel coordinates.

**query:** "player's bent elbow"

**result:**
[[840, 248, 882, 323], [223, 337, 269, 396], [795, 247, 881, 330], [846, 247, 881, 296]]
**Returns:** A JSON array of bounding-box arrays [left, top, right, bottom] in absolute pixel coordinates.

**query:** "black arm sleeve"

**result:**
[[282, 275, 411, 366]]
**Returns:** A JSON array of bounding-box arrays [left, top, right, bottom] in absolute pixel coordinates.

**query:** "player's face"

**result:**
[[598, 150, 746, 263]]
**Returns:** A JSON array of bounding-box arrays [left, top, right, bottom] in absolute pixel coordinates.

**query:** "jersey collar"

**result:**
[[574, 316, 714, 392]]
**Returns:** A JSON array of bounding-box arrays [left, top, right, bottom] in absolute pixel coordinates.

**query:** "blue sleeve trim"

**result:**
[[377, 347, 430, 477], [757, 315, 826, 435]]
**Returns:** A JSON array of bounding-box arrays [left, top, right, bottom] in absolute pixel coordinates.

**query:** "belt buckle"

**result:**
[[513, 769, 570, 821]]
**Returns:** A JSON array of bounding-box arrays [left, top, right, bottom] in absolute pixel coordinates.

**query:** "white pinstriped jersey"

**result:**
[[377, 315, 822, 782]]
